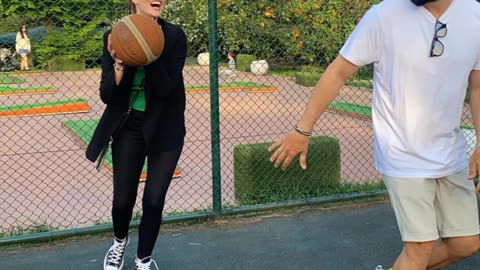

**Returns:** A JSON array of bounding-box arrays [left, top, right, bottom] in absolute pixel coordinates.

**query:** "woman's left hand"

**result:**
[[107, 34, 123, 64]]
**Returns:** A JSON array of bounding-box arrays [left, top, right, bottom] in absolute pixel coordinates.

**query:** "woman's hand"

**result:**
[[108, 34, 124, 70], [268, 130, 310, 170]]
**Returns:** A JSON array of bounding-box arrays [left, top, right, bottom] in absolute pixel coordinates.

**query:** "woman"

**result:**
[[15, 24, 31, 71], [86, 0, 187, 269]]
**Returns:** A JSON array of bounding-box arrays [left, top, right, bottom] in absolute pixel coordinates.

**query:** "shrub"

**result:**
[[163, 0, 209, 57], [236, 54, 256, 72], [234, 136, 341, 205], [48, 55, 85, 71], [296, 71, 322, 87]]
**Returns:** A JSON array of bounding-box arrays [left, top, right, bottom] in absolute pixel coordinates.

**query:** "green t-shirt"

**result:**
[[130, 67, 146, 111]]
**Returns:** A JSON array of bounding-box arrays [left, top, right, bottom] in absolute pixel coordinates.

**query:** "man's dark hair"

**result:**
[[410, 0, 438, 6]]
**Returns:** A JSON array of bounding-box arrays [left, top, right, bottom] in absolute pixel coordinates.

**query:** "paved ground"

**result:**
[[1, 198, 479, 270]]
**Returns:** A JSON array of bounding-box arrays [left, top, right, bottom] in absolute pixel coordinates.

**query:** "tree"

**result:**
[[163, 0, 209, 56], [2, 0, 126, 67]]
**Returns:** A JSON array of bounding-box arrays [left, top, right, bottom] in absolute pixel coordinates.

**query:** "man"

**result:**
[[268, 0, 480, 269]]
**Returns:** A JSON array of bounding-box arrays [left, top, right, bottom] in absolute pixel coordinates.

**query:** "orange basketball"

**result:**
[[110, 14, 165, 66]]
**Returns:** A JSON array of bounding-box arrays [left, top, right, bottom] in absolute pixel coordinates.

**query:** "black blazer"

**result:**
[[86, 18, 187, 162]]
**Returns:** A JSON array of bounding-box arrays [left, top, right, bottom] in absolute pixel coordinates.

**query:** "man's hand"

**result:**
[[468, 148, 480, 194], [468, 69, 480, 194], [268, 131, 310, 170], [267, 55, 358, 171]]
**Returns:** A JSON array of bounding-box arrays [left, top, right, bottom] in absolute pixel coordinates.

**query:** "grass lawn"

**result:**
[[329, 103, 474, 131], [270, 64, 374, 89], [329, 102, 372, 117], [346, 78, 373, 89], [238, 181, 385, 205]]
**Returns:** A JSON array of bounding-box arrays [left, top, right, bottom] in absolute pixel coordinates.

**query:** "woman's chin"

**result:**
[[138, 10, 162, 18]]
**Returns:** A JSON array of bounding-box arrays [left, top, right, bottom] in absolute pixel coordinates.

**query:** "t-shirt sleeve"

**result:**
[[340, 6, 382, 67], [475, 55, 480, 70]]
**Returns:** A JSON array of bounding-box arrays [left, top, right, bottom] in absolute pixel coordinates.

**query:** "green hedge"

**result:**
[[234, 136, 341, 205], [48, 56, 85, 71], [236, 54, 256, 72], [295, 71, 321, 87]]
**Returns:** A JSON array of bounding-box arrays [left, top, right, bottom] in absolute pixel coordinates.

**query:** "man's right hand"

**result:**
[[268, 130, 310, 170], [267, 55, 358, 171]]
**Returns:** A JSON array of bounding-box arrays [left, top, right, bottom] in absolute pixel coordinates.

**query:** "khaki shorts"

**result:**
[[384, 168, 480, 242]]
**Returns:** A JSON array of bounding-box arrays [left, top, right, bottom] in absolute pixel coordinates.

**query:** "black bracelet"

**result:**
[[294, 125, 312, 137]]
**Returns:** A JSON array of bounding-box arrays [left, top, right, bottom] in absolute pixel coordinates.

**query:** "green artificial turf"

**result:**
[[0, 73, 24, 84], [185, 80, 274, 90], [329, 102, 372, 117], [0, 98, 87, 112]]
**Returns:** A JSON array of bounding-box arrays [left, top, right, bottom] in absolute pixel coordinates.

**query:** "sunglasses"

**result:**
[[430, 20, 447, 57]]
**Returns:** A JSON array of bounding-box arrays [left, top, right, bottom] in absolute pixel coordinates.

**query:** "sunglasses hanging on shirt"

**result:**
[[430, 20, 447, 57]]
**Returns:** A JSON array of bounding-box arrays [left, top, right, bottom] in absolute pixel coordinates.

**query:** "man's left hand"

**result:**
[[468, 148, 480, 194]]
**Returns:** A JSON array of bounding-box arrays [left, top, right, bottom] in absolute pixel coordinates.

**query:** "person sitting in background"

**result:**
[[220, 51, 236, 78]]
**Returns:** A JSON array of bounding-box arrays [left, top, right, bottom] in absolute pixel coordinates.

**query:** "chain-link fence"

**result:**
[[0, 0, 475, 243]]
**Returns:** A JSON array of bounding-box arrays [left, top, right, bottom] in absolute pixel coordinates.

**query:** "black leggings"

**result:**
[[111, 109, 183, 259]]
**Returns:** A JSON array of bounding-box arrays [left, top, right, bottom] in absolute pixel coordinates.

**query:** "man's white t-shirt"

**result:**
[[339, 0, 480, 178]]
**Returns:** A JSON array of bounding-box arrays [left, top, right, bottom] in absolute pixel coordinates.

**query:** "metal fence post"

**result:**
[[208, 0, 222, 213]]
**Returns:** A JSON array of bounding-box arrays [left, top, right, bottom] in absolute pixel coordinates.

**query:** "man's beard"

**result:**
[[410, 0, 438, 6]]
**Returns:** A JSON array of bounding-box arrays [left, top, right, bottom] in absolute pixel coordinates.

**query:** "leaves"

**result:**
[[1, 0, 125, 68], [216, 0, 379, 66], [1, 0, 380, 68]]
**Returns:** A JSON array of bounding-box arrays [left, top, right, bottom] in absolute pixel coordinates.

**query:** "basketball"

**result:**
[[110, 14, 165, 66]]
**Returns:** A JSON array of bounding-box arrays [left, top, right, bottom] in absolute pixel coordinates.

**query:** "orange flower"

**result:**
[[264, 7, 274, 17], [260, 21, 266, 28], [293, 28, 300, 38]]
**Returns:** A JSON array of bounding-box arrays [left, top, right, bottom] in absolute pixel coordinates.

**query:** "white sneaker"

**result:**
[[135, 256, 159, 270], [104, 237, 129, 270], [375, 266, 384, 270]]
